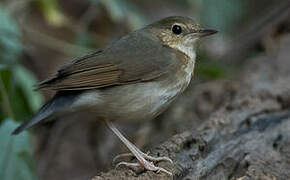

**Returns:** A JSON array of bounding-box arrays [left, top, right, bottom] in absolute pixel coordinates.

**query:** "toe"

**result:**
[[115, 162, 140, 169], [113, 153, 134, 164]]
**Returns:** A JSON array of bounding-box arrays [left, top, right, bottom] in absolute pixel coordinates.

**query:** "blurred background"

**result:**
[[0, 0, 289, 179]]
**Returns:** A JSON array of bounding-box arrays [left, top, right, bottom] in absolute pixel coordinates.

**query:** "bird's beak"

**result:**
[[196, 29, 218, 37]]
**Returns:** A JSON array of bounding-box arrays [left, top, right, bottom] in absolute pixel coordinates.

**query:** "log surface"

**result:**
[[91, 33, 290, 180]]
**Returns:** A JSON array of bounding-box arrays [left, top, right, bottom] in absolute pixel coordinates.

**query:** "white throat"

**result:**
[[172, 42, 197, 86], [176, 44, 196, 59], [170, 37, 197, 60]]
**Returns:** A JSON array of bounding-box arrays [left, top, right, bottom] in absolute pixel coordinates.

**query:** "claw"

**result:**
[[156, 167, 172, 176], [142, 153, 173, 164]]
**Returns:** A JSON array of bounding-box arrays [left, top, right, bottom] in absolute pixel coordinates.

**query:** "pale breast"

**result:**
[[118, 56, 196, 120]]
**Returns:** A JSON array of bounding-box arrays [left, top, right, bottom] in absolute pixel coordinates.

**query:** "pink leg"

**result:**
[[106, 121, 172, 176]]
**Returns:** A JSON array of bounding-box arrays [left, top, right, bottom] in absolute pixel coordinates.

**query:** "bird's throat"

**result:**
[[170, 42, 196, 60]]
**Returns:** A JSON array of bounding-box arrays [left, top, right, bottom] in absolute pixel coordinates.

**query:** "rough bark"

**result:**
[[91, 30, 290, 179]]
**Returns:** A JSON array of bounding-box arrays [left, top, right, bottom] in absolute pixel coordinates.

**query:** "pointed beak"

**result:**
[[197, 29, 218, 37]]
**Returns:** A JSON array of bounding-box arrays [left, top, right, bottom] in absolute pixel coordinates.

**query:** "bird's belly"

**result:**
[[99, 80, 189, 122], [72, 75, 192, 122]]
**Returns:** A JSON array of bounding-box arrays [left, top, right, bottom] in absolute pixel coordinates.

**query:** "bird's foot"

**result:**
[[106, 121, 172, 176], [113, 151, 173, 164], [113, 151, 173, 176], [115, 159, 172, 176]]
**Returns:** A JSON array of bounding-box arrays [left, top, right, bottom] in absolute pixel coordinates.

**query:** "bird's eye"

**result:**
[[172, 25, 182, 35]]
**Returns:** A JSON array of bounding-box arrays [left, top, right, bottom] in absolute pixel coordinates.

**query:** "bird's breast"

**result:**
[[71, 56, 196, 122], [108, 56, 195, 121]]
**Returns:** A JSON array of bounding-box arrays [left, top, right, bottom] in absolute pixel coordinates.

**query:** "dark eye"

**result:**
[[172, 25, 182, 35]]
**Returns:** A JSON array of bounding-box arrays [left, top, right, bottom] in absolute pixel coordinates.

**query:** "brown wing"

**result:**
[[37, 31, 184, 91], [37, 51, 123, 90]]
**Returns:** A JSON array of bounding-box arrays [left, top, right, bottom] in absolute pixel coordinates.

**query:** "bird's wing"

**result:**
[[37, 33, 184, 91]]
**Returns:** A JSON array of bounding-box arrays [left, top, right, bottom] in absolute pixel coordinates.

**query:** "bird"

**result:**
[[12, 16, 217, 175]]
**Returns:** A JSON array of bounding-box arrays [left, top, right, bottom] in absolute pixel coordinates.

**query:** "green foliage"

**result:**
[[0, 66, 43, 122], [0, 4, 39, 180], [0, 120, 36, 180], [12, 65, 43, 112], [0, 5, 43, 121], [0, 5, 21, 65], [37, 0, 68, 27], [195, 50, 229, 79], [196, 61, 228, 79]]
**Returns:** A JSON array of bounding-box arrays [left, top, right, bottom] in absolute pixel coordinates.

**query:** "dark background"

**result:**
[[0, 0, 288, 180]]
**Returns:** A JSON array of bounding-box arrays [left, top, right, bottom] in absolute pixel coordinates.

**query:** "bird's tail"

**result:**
[[11, 91, 79, 135], [12, 97, 57, 135]]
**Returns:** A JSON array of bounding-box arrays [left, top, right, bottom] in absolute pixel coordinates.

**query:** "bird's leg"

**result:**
[[106, 120, 172, 176]]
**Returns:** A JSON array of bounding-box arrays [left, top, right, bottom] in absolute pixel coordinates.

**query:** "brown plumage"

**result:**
[[13, 16, 217, 175]]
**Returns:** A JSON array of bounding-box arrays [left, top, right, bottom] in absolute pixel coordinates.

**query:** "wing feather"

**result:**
[[37, 31, 184, 91]]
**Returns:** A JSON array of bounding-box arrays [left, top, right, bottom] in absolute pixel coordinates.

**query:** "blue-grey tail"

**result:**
[[12, 92, 78, 135], [12, 98, 56, 135]]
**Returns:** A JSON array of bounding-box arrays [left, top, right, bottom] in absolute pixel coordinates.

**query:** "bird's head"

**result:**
[[146, 16, 218, 58]]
